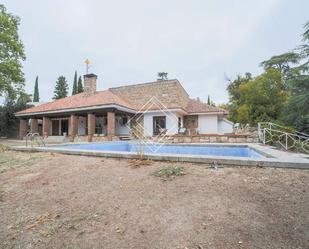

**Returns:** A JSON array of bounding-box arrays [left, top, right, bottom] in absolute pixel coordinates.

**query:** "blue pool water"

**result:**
[[56, 142, 264, 158]]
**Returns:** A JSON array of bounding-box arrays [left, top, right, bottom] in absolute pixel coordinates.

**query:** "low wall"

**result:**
[[161, 133, 259, 143], [73, 135, 119, 142], [44, 133, 258, 144]]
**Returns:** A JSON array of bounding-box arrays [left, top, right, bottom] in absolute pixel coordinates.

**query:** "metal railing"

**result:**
[[258, 122, 309, 154], [25, 133, 46, 147]]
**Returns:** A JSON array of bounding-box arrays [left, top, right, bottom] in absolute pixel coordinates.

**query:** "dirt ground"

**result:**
[[0, 147, 309, 249]]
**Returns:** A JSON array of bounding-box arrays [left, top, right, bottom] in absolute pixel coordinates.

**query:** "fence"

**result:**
[[258, 122, 309, 154]]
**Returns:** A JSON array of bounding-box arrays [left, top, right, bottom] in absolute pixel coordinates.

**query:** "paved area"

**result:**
[[11, 142, 309, 169]]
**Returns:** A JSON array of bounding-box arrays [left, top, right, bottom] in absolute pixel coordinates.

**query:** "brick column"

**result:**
[[42, 117, 50, 138], [30, 118, 39, 133], [70, 114, 78, 138], [19, 119, 27, 140], [107, 111, 115, 140], [87, 113, 95, 142]]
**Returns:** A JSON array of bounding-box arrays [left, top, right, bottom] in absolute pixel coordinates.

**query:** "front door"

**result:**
[[153, 116, 166, 135], [61, 120, 69, 135], [52, 120, 59, 135]]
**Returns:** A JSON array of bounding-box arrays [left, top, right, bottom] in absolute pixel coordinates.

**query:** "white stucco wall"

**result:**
[[218, 118, 234, 134], [116, 116, 130, 135], [197, 114, 218, 134], [143, 111, 180, 136]]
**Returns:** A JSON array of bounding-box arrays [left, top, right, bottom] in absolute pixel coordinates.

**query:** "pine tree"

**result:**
[[33, 76, 39, 102], [72, 71, 78, 95], [157, 72, 168, 80], [77, 76, 84, 93], [53, 76, 68, 100], [207, 95, 211, 105]]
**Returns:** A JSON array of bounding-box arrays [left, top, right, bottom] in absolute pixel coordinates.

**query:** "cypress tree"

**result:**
[[33, 76, 39, 102], [207, 95, 211, 105], [53, 76, 68, 100], [72, 71, 78, 95], [77, 76, 84, 93]]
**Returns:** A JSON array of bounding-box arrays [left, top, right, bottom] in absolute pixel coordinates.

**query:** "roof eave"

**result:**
[[15, 104, 137, 117], [187, 111, 228, 115]]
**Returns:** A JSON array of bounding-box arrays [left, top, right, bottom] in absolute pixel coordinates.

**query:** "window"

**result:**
[[153, 116, 166, 135], [122, 116, 128, 126]]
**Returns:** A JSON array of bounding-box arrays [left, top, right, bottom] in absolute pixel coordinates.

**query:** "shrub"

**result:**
[[152, 166, 185, 181]]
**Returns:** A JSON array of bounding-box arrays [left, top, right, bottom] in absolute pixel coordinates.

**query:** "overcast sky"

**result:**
[[2, 0, 309, 104]]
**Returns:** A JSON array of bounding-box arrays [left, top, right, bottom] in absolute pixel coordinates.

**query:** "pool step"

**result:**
[[119, 135, 133, 141]]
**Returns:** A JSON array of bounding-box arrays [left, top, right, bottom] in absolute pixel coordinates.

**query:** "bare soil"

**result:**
[[0, 149, 308, 249]]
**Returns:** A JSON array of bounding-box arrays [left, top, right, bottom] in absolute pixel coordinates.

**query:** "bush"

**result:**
[[152, 166, 185, 181]]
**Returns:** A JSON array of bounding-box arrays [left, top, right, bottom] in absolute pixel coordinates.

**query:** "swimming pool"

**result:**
[[56, 142, 264, 158]]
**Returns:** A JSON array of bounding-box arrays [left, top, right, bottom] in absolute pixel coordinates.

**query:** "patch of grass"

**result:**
[[152, 166, 185, 181], [22, 211, 105, 237], [0, 149, 49, 173]]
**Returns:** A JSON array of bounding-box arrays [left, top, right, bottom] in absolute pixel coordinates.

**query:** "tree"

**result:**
[[0, 92, 31, 138], [77, 76, 83, 93], [283, 22, 309, 133], [237, 69, 287, 125], [260, 52, 301, 77], [226, 70, 287, 125], [53, 76, 68, 100], [72, 71, 78, 95], [261, 22, 309, 133], [33, 76, 39, 102], [0, 4, 26, 100], [226, 73, 252, 122], [217, 103, 229, 111], [284, 80, 309, 133], [207, 95, 216, 106], [157, 72, 168, 80]]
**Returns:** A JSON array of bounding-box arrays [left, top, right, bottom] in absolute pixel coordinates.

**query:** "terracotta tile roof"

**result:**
[[17, 79, 227, 116], [16, 90, 135, 115], [186, 98, 227, 114], [109, 79, 189, 110]]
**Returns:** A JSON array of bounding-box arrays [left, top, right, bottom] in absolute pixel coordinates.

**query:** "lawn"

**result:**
[[0, 144, 50, 173], [0, 143, 308, 249]]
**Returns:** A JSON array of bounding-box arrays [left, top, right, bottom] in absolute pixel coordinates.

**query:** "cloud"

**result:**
[[1, 0, 300, 105]]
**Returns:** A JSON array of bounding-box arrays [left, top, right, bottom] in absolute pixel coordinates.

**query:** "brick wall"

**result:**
[[19, 119, 27, 139], [84, 74, 97, 95]]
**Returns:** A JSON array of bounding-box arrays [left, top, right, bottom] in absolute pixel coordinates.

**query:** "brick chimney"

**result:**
[[84, 73, 97, 95]]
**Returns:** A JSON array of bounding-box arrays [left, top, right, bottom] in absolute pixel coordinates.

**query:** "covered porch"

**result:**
[[19, 108, 133, 142]]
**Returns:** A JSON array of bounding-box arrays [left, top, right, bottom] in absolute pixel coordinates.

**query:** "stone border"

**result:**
[[170, 134, 258, 143], [11, 142, 309, 170]]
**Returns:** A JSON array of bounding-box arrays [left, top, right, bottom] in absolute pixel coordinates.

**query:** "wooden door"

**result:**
[[52, 120, 59, 135]]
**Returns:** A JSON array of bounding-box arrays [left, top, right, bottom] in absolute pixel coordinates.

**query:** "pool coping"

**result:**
[[11, 142, 309, 170], [43, 141, 275, 157]]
